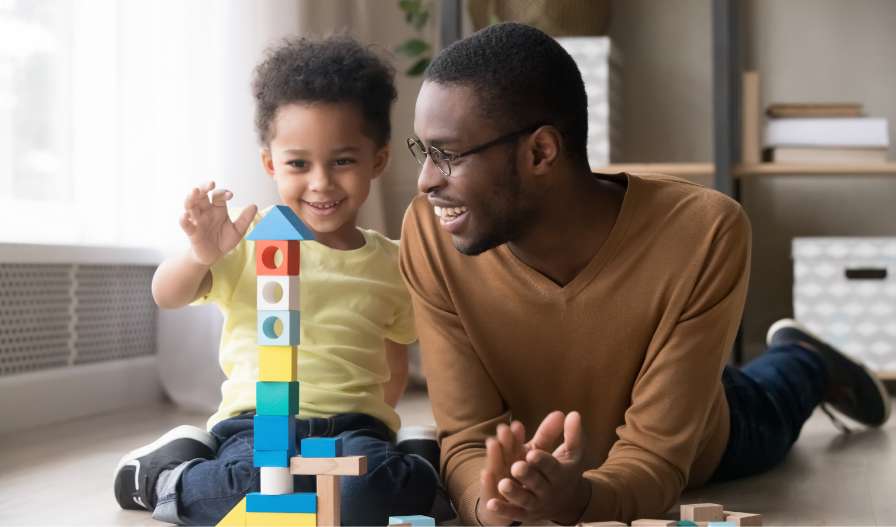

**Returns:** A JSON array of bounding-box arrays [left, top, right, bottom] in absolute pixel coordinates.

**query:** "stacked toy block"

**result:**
[[578, 503, 761, 527]]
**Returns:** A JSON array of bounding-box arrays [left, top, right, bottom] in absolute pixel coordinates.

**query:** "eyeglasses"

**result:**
[[406, 123, 546, 177]]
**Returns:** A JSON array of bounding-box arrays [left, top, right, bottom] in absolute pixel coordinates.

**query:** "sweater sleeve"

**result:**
[[399, 200, 510, 525], [580, 202, 752, 523]]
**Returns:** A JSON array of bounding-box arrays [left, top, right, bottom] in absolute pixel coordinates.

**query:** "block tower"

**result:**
[[217, 205, 368, 527]]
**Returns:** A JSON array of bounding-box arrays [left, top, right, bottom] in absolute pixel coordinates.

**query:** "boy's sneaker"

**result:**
[[396, 425, 440, 476], [767, 318, 891, 429], [113, 424, 217, 511]]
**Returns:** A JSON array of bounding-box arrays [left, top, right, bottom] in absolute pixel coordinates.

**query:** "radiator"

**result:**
[[0, 243, 165, 436]]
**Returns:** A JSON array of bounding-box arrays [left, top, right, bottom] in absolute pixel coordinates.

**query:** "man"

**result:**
[[399, 22, 890, 525]]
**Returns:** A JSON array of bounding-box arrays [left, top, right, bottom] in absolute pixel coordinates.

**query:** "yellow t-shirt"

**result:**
[[197, 208, 416, 433]]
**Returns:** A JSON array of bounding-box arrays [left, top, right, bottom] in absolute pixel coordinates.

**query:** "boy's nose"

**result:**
[[308, 167, 333, 191], [416, 158, 447, 195]]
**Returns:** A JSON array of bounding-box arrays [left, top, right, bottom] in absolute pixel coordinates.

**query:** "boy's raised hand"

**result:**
[[180, 181, 258, 266]]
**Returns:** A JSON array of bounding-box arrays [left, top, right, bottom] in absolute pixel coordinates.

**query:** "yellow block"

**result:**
[[258, 345, 297, 382], [246, 512, 316, 527], [216, 496, 247, 526]]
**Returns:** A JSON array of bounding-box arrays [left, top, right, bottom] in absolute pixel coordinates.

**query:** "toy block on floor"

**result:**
[[676, 521, 696, 526], [388, 515, 435, 526], [254, 415, 297, 454], [316, 474, 340, 527], [723, 511, 762, 526], [578, 522, 628, 526], [258, 345, 297, 382], [707, 523, 735, 527], [291, 455, 367, 476], [254, 449, 290, 468], [247, 204, 316, 242], [680, 504, 724, 522], [246, 492, 317, 513], [256, 381, 299, 416], [257, 310, 300, 346], [631, 520, 676, 526], [258, 275, 301, 311], [254, 240, 301, 276], [259, 466, 293, 495], [245, 511, 316, 527], [301, 437, 342, 458], [216, 496, 247, 526]]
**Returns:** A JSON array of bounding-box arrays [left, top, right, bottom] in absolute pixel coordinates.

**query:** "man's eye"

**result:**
[[334, 158, 356, 166], [287, 160, 307, 169]]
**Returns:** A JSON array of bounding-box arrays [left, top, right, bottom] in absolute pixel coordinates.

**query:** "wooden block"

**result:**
[[631, 520, 676, 527], [245, 511, 316, 527], [257, 310, 300, 346], [680, 504, 724, 522], [256, 381, 299, 416], [247, 205, 315, 242], [254, 449, 290, 468], [258, 275, 301, 311], [216, 496, 247, 526], [259, 466, 293, 495], [723, 511, 762, 526], [291, 455, 367, 476], [253, 239, 300, 276], [258, 346, 297, 382], [246, 492, 316, 513], [316, 474, 340, 527], [578, 522, 628, 526], [301, 437, 342, 458], [388, 515, 435, 526], [253, 415, 297, 454]]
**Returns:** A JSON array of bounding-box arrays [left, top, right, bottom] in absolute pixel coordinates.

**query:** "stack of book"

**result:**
[[763, 103, 890, 164]]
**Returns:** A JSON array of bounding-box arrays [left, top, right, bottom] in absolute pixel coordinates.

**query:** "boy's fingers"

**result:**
[[179, 214, 196, 235], [486, 497, 527, 521], [511, 460, 549, 498], [485, 437, 505, 476], [497, 424, 518, 467], [525, 448, 563, 483], [210, 189, 232, 206], [497, 476, 536, 509], [510, 420, 527, 457], [233, 204, 258, 237]]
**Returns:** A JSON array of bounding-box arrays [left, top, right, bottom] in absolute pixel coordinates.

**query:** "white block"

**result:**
[[257, 275, 300, 311], [260, 466, 293, 495]]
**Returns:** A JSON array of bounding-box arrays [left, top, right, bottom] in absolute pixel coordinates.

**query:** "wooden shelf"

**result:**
[[736, 163, 896, 176], [594, 163, 713, 177]]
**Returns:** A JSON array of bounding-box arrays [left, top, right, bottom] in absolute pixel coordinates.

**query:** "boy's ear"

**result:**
[[371, 144, 390, 179], [260, 148, 275, 177]]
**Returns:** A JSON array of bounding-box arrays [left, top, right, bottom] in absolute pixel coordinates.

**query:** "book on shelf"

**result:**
[[764, 117, 889, 148], [763, 146, 889, 164], [766, 102, 863, 118]]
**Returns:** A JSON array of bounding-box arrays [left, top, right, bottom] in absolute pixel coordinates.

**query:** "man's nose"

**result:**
[[417, 157, 447, 194]]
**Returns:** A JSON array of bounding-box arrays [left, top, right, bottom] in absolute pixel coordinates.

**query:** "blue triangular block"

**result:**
[[247, 205, 315, 241]]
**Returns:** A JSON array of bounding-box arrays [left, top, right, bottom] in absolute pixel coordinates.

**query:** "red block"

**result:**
[[255, 240, 300, 276]]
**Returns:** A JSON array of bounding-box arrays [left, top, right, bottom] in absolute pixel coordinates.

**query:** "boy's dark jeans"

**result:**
[[155, 412, 438, 526], [712, 343, 827, 482]]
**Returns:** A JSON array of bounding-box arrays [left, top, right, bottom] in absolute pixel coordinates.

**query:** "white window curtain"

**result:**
[[0, 0, 304, 251]]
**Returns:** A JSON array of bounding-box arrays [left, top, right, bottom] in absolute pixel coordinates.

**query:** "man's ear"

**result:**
[[529, 126, 561, 174], [260, 148, 275, 177], [371, 144, 390, 180]]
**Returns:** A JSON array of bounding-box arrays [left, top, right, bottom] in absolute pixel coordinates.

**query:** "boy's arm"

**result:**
[[383, 339, 409, 407], [151, 252, 212, 309]]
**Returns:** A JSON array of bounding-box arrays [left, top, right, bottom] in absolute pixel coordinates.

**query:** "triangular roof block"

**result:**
[[247, 205, 316, 241]]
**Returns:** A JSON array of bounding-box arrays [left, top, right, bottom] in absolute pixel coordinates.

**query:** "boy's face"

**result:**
[[261, 102, 388, 248]]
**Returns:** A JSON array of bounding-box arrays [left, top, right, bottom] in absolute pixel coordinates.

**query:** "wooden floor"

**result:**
[[1, 389, 894, 525]]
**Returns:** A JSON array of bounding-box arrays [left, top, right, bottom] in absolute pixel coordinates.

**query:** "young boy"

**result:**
[[113, 36, 440, 526]]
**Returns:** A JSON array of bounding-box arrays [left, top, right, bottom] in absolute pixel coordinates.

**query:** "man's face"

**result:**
[[413, 81, 537, 255]]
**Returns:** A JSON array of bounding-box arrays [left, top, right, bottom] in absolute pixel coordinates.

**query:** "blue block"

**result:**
[[300, 437, 342, 458], [708, 523, 735, 527], [389, 515, 435, 526], [253, 449, 290, 468], [246, 492, 317, 513], [257, 310, 300, 346], [257, 381, 299, 416], [254, 415, 297, 454], [246, 205, 315, 241]]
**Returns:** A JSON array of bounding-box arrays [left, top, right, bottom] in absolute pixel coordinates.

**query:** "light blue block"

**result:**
[[253, 449, 290, 468], [300, 437, 342, 458], [254, 415, 297, 454], [707, 523, 735, 527], [246, 205, 315, 241], [257, 310, 300, 346], [257, 381, 299, 416], [246, 492, 317, 513], [389, 515, 435, 526]]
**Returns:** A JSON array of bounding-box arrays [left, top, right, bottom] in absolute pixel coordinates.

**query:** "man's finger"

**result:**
[[496, 424, 519, 468], [510, 460, 549, 498], [486, 497, 528, 522], [485, 437, 505, 476], [510, 420, 527, 457], [233, 204, 258, 237], [497, 476, 536, 510], [527, 410, 565, 452], [560, 411, 584, 460], [525, 448, 564, 483]]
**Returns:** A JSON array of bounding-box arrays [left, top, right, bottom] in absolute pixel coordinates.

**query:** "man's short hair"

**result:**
[[425, 22, 589, 167]]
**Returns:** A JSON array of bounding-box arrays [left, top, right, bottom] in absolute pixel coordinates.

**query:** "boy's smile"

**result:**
[[261, 102, 389, 250]]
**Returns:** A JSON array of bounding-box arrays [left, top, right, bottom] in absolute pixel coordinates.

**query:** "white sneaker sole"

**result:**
[[113, 424, 216, 479]]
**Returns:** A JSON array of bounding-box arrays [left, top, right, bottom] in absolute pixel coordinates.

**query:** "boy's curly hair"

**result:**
[[252, 35, 397, 147]]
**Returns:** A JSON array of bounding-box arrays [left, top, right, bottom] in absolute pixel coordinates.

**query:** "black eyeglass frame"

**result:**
[[406, 122, 548, 177]]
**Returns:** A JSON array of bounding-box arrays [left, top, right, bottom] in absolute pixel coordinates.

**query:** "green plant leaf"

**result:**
[[399, 0, 421, 14], [395, 38, 430, 57], [411, 10, 430, 30], [406, 57, 431, 76]]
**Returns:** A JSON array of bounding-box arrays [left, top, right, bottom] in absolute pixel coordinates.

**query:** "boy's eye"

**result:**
[[334, 158, 356, 166], [287, 160, 307, 169]]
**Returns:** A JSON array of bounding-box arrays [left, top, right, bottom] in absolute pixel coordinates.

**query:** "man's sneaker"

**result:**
[[767, 318, 891, 428], [396, 425, 440, 476], [113, 424, 217, 511]]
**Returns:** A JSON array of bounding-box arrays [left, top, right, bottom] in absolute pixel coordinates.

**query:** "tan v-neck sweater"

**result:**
[[399, 173, 752, 524]]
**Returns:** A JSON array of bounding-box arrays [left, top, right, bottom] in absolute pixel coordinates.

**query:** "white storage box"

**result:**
[[793, 237, 896, 376]]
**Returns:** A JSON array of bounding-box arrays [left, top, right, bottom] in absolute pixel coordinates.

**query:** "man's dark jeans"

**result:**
[[161, 412, 438, 526], [712, 343, 827, 481]]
